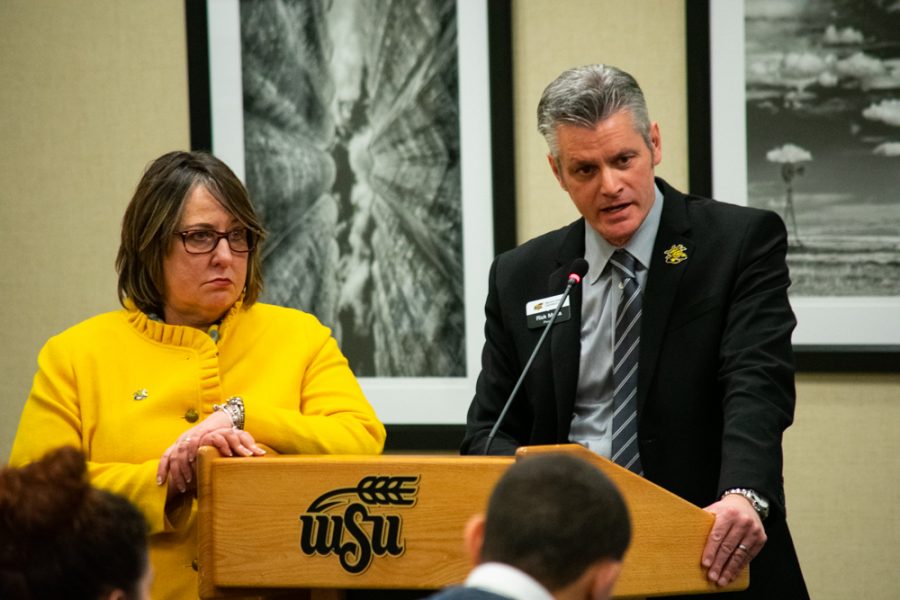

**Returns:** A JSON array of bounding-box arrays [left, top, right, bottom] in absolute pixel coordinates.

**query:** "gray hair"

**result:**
[[537, 64, 652, 158]]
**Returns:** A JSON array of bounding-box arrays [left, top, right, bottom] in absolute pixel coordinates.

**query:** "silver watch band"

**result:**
[[722, 487, 769, 520]]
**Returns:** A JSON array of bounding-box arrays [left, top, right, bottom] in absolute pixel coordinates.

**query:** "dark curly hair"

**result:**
[[0, 447, 149, 600]]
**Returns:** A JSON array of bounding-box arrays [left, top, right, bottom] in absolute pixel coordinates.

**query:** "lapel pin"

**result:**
[[664, 244, 688, 265], [133, 388, 149, 401]]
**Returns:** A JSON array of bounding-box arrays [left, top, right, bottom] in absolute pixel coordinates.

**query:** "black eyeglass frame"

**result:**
[[174, 228, 256, 255]]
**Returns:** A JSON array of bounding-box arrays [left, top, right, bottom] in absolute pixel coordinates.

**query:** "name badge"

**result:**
[[525, 293, 571, 329]]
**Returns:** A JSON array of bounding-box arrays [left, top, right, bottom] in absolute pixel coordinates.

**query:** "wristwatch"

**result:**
[[213, 396, 245, 430], [722, 487, 770, 520]]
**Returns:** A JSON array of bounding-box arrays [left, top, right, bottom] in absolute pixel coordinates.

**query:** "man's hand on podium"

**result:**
[[701, 494, 767, 587]]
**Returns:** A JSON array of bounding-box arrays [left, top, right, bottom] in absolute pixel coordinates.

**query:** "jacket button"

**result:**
[[184, 408, 199, 423], [192, 559, 199, 571]]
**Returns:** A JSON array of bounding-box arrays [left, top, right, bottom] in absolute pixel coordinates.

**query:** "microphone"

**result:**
[[483, 258, 589, 454]]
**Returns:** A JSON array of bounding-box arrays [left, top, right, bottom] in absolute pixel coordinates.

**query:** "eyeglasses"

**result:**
[[175, 228, 255, 254]]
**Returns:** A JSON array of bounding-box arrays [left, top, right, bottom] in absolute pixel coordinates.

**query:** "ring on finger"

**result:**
[[737, 543, 750, 552]]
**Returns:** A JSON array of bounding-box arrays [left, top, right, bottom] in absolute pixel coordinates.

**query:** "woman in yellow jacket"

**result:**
[[10, 150, 386, 600]]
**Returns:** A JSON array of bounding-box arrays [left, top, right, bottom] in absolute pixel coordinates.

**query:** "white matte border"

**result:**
[[206, 1, 494, 423], [708, 0, 900, 348]]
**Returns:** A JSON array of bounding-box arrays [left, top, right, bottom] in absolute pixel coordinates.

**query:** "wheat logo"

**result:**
[[298, 475, 419, 574]]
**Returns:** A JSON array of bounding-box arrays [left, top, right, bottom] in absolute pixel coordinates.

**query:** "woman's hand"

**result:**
[[156, 411, 265, 494], [197, 425, 266, 458]]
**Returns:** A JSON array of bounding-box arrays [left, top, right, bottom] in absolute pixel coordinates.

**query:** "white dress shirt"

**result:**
[[464, 562, 554, 600]]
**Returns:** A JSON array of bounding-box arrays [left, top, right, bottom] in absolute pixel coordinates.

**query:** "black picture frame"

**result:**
[[685, 0, 898, 373], [184, 1, 516, 447], [185, 0, 515, 256]]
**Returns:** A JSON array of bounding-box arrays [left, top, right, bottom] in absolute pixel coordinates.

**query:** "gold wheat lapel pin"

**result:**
[[664, 244, 688, 265]]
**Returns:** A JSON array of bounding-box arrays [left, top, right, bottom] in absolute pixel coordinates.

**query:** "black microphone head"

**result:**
[[549, 258, 591, 291], [569, 258, 589, 279], [567, 258, 589, 284]]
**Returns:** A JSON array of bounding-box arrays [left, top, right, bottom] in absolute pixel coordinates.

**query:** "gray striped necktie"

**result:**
[[610, 249, 643, 475]]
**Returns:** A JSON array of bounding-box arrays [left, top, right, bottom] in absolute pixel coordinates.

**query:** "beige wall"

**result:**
[[0, 0, 190, 456], [1, 1, 897, 599], [786, 374, 900, 598]]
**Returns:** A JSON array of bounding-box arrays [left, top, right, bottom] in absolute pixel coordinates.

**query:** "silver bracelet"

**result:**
[[721, 487, 769, 520], [213, 396, 245, 430]]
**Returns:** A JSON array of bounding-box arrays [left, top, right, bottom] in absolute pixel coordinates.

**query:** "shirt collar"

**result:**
[[584, 182, 664, 283], [465, 562, 554, 600]]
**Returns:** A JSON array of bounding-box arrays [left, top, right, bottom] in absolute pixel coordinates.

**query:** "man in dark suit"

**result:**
[[462, 64, 808, 598], [425, 453, 631, 600]]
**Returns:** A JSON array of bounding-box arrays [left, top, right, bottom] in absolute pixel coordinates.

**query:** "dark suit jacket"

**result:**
[[423, 587, 512, 600], [462, 179, 807, 598]]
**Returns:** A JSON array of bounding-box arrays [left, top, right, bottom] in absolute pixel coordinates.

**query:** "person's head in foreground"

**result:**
[[0, 446, 151, 600], [466, 453, 632, 600]]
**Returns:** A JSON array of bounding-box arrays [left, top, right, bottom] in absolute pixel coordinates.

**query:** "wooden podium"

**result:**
[[197, 444, 747, 598]]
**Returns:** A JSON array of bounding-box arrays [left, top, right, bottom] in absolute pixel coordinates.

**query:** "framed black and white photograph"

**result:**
[[689, 0, 900, 368], [186, 0, 516, 426]]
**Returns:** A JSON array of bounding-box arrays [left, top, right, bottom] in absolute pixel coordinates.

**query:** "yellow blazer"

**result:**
[[10, 300, 386, 599]]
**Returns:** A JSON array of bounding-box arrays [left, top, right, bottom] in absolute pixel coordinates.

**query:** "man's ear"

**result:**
[[105, 589, 126, 600], [589, 559, 623, 600], [463, 514, 486, 567], [649, 121, 662, 167], [547, 153, 568, 191]]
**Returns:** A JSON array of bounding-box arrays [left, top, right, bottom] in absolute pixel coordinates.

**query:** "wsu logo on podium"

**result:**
[[298, 475, 419, 574]]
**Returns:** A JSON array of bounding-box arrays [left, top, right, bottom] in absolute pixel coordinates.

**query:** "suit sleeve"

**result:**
[[717, 210, 797, 516], [462, 257, 531, 455]]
